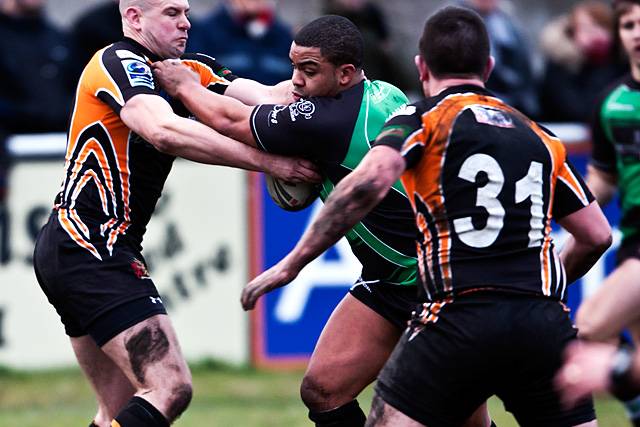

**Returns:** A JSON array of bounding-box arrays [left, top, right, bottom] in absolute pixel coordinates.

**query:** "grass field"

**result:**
[[0, 361, 631, 426]]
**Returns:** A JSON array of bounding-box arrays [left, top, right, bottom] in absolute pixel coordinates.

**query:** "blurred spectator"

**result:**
[[322, 0, 412, 91], [539, 0, 625, 122], [187, 0, 293, 85], [0, 0, 73, 134], [461, 0, 540, 118], [68, 0, 121, 83]]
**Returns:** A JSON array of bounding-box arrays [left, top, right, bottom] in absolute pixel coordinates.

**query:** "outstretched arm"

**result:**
[[240, 145, 406, 310], [120, 93, 319, 183], [226, 78, 294, 106], [153, 60, 257, 146]]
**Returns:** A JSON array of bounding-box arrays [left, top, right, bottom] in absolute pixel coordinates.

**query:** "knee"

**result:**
[[301, 373, 342, 410], [166, 381, 193, 420]]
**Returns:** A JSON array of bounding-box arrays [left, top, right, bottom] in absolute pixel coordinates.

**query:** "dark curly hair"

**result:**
[[294, 15, 364, 68]]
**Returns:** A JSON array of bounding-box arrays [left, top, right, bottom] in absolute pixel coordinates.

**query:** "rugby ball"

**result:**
[[265, 175, 320, 211]]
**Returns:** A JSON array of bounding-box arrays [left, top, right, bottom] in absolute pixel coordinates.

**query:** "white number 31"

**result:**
[[453, 153, 544, 248]]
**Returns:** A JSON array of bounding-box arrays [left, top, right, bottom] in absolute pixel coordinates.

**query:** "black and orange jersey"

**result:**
[[53, 38, 236, 259], [375, 85, 594, 301]]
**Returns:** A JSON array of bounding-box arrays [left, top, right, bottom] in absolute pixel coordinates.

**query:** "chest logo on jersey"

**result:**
[[289, 100, 316, 122], [469, 105, 514, 129], [122, 59, 155, 90]]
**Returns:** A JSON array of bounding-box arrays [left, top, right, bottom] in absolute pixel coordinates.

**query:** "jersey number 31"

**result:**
[[453, 153, 544, 249]]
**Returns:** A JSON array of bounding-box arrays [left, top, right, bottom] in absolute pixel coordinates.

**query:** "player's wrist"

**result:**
[[609, 345, 640, 400], [175, 80, 198, 99]]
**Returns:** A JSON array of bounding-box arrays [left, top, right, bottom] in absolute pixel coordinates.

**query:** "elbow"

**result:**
[[150, 129, 174, 153], [585, 226, 613, 258], [148, 123, 180, 154], [597, 230, 613, 255], [216, 115, 238, 139], [351, 175, 389, 206]]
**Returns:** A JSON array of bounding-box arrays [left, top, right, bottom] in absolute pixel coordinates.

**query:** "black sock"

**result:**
[[112, 396, 169, 427], [491, 422, 497, 427], [88, 422, 99, 427], [623, 395, 640, 426], [308, 400, 366, 427]]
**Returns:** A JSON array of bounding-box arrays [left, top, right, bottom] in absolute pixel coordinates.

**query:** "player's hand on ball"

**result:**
[[241, 259, 300, 310], [267, 155, 321, 184], [152, 59, 200, 97]]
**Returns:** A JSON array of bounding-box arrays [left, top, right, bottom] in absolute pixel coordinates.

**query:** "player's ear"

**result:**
[[483, 56, 495, 82], [337, 64, 357, 86], [124, 6, 143, 31], [414, 54, 429, 83]]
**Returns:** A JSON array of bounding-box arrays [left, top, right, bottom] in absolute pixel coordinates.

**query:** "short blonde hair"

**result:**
[[119, 0, 154, 16]]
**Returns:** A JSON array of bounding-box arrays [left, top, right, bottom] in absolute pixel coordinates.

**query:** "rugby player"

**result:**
[[557, 2, 640, 422], [242, 6, 612, 427], [154, 14, 492, 427], [32, 1, 318, 426]]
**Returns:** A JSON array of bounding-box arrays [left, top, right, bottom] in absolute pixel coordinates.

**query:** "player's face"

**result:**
[[141, 0, 191, 59], [289, 43, 342, 101], [619, 5, 640, 68]]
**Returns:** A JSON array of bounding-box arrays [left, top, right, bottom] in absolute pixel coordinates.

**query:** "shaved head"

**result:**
[[119, 0, 155, 16]]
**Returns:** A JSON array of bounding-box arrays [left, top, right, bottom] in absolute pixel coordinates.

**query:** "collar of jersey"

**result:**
[[122, 37, 162, 63]]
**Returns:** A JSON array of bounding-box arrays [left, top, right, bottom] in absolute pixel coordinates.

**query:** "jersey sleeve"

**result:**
[[373, 105, 425, 169], [553, 159, 596, 219], [249, 98, 349, 160], [589, 92, 617, 174], [180, 53, 238, 95], [95, 48, 158, 113]]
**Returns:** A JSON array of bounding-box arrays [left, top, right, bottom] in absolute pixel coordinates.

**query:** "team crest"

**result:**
[[131, 258, 151, 279]]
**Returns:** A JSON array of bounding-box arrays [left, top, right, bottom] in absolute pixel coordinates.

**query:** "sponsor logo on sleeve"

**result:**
[[387, 104, 416, 121], [268, 104, 288, 125], [121, 59, 154, 89], [288, 100, 316, 122]]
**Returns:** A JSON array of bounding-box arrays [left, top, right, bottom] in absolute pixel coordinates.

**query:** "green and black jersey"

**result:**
[[591, 74, 640, 241], [250, 79, 417, 286]]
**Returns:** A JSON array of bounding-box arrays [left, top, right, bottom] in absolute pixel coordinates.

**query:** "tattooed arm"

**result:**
[[241, 145, 406, 310]]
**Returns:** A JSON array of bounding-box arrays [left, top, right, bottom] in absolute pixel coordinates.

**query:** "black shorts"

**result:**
[[376, 293, 596, 427], [349, 279, 422, 330], [33, 213, 166, 346]]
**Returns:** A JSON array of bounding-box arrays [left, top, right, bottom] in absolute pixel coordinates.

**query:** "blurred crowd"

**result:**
[[0, 0, 630, 204]]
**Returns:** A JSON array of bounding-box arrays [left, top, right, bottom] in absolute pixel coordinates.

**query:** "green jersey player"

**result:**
[[562, 2, 640, 425], [154, 15, 491, 427]]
